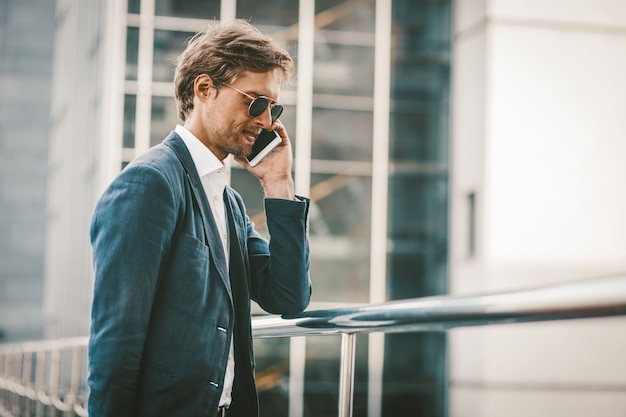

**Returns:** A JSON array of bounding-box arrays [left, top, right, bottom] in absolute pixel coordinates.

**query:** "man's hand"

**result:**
[[234, 120, 296, 200]]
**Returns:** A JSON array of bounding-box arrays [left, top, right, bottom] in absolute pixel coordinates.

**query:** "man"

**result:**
[[88, 19, 311, 417]]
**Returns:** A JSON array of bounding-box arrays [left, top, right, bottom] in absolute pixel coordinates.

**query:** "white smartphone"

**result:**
[[247, 129, 281, 167]]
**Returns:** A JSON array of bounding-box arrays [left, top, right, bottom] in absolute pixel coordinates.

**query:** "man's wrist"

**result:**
[[261, 175, 295, 200]]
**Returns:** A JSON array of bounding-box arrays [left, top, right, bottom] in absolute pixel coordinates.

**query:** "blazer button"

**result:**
[[209, 381, 219, 388]]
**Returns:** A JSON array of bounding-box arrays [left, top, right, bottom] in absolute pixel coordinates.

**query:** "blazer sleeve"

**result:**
[[248, 196, 312, 315], [88, 163, 178, 417]]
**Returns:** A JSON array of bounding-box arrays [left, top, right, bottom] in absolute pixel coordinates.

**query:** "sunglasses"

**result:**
[[224, 83, 283, 123]]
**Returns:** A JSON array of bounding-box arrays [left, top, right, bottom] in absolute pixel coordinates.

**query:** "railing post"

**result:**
[[338, 332, 356, 417], [22, 352, 32, 417], [35, 351, 46, 417], [49, 350, 60, 406], [66, 346, 83, 417]]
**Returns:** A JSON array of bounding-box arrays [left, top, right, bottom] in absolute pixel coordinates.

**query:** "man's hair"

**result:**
[[174, 19, 295, 122]]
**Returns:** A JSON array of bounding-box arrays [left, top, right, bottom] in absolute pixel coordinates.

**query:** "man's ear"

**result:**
[[194, 74, 213, 99]]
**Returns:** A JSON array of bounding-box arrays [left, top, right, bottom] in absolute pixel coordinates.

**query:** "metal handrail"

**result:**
[[253, 274, 626, 336], [1, 274, 626, 417]]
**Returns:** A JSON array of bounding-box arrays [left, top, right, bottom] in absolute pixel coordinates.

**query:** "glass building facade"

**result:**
[[116, 0, 451, 415]]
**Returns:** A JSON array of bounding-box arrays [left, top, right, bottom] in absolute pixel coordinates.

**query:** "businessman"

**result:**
[[88, 19, 311, 417]]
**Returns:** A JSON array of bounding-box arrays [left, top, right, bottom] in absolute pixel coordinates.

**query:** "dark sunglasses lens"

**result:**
[[248, 98, 269, 118], [270, 105, 283, 122]]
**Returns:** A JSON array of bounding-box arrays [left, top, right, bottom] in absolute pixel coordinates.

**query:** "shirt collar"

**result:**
[[175, 124, 225, 178]]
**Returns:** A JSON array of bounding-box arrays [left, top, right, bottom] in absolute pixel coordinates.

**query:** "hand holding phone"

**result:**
[[246, 129, 282, 166], [237, 125, 295, 200]]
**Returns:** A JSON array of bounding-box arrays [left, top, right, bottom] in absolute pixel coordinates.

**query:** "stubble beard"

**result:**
[[214, 124, 254, 159]]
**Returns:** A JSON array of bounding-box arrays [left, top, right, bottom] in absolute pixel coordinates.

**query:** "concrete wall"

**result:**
[[0, 0, 55, 342], [42, 0, 122, 339], [450, 0, 626, 415]]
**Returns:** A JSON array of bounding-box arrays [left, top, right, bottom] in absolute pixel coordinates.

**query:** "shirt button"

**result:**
[[225, 390, 231, 398], [213, 195, 219, 201]]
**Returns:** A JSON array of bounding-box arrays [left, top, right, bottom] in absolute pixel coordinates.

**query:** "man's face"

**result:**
[[200, 69, 283, 160]]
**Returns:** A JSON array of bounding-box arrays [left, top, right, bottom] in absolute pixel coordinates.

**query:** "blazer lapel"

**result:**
[[225, 188, 247, 278], [163, 132, 233, 303]]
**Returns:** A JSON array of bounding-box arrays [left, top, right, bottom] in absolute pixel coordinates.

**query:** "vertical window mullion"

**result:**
[[134, 0, 155, 155], [220, 0, 237, 22], [294, 0, 314, 196], [101, 0, 127, 187], [220, 0, 236, 185], [368, 0, 393, 416], [289, 2, 315, 417]]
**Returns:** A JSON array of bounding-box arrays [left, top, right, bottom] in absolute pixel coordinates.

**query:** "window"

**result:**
[[116, 1, 450, 415]]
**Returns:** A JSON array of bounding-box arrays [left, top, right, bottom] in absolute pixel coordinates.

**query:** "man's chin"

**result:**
[[225, 143, 252, 159], [231, 151, 251, 160], [241, 145, 254, 159]]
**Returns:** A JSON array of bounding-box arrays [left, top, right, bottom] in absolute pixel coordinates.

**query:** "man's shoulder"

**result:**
[[126, 137, 187, 177], [102, 144, 184, 198], [132, 143, 178, 167]]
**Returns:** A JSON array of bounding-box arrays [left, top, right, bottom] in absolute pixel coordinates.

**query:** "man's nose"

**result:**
[[253, 106, 273, 130]]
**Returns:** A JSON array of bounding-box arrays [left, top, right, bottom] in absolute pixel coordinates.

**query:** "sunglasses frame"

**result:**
[[223, 83, 283, 123]]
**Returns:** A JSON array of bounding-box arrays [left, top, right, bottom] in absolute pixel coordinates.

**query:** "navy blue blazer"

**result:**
[[88, 132, 311, 417]]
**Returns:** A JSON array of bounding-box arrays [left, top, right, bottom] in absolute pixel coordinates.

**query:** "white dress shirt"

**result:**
[[175, 124, 235, 408]]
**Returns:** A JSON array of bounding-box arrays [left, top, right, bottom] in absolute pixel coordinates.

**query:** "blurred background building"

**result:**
[[0, 0, 625, 416]]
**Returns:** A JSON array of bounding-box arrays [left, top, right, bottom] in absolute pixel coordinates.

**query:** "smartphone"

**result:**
[[246, 129, 281, 167]]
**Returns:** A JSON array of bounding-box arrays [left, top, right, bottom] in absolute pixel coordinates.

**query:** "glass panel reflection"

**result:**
[[390, 102, 449, 164], [153, 30, 196, 83], [155, 0, 220, 19], [309, 252, 370, 304], [383, 333, 447, 416], [310, 174, 371, 237], [123, 94, 136, 148], [383, 0, 451, 415], [125, 27, 139, 81], [303, 334, 369, 417], [315, 0, 375, 33], [313, 42, 374, 96], [304, 336, 339, 417], [309, 173, 371, 304], [254, 338, 290, 417], [312, 109, 373, 162], [150, 96, 178, 147], [128, 0, 140, 14], [389, 1, 450, 297], [236, 0, 299, 27]]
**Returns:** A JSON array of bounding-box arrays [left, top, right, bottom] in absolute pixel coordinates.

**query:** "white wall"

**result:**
[[43, 0, 110, 339], [450, 0, 626, 416]]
